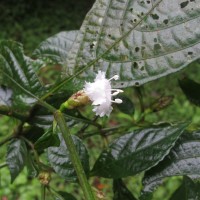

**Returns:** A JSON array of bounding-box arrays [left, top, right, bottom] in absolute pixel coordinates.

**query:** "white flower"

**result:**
[[84, 71, 123, 117]]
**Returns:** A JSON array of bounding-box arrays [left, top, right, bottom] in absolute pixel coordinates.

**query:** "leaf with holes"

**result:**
[[113, 179, 137, 200], [142, 130, 200, 195], [6, 138, 28, 183], [91, 123, 188, 178], [34, 31, 78, 64], [64, 0, 200, 88], [179, 77, 200, 106], [47, 134, 89, 181]]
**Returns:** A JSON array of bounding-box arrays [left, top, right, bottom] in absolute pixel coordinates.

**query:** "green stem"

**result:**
[[54, 110, 95, 200], [0, 163, 7, 169], [41, 185, 46, 200]]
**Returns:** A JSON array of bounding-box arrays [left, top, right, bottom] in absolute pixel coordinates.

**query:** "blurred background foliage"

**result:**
[[0, 0, 200, 199]]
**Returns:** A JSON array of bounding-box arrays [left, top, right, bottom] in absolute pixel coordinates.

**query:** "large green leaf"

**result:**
[[170, 176, 200, 200], [6, 138, 28, 183], [34, 31, 78, 64], [0, 40, 44, 111], [142, 130, 200, 194], [91, 123, 187, 178], [47, 134, 89, 181], [113, 179, 137, 200], [64, 0, 200, 88]]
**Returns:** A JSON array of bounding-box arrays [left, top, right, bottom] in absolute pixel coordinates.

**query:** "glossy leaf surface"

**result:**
[[6, 138, 28, 183], [48, 135, 89, 181], [92, 123, 187, 178], [143, 131, 200, 193], [0, 41, 43, 112]]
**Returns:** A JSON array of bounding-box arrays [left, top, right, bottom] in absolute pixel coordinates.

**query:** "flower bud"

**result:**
[[38, 171, 51, 186], [60, 90, 90, 111]]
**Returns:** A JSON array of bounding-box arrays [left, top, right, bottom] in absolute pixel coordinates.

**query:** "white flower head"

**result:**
[[84, 71, 123, 117]]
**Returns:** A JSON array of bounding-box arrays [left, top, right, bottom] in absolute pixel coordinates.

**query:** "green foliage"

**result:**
[[34, 31, 78, 64], [64, 0, 200, 88], [1, 0, 200, 199], [142, 130, 200, 194], [91, 123, 187, 178], [6, 138, 28, 183], [48, 134, 90, 181], [170, 176, 200, 200], [113, 179, 137, 200]]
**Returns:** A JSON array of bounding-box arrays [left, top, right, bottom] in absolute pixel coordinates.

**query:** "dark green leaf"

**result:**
[[170, 176, 200, 200], [117, 95, 134, 115], [113, 179, 137, 200], [34, 31, 78, 64], [142, 131, 200, 193], [47, 134, 89, 181], [91, 123, 188, 178], [179, 77, 200, 106], [0, 40, 44, 111], [26, 152, 38, 178], [34, 128, 60, 151], [6, 138, 28, 183], [64, 0, 200, 87], [0, 40, 43, 94]]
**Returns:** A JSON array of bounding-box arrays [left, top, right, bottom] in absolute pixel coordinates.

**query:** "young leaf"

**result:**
[[170, 176, 200, 200], [6, 138, 28, 183], [179, 77, 200, 106], [113, 179, 137, 200], [91, 123, 188, 178], [64, 0, 200, 87], [142, 130, 200, 193], [47, 134, 89, 181], [34, 31, 78, 64]]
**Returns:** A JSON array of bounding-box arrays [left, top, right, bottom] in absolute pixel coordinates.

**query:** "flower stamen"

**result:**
[[109, 75, 119, 81], [84, 71, 123, 117]]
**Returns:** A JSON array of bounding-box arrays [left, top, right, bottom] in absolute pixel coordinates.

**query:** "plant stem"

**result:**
[[41, 185, 46, 200], [0, 163, 7, 169], [54, 110, 95, 200]]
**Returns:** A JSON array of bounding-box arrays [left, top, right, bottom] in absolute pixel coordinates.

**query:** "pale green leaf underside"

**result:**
[[65, 0, 200, 88]]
